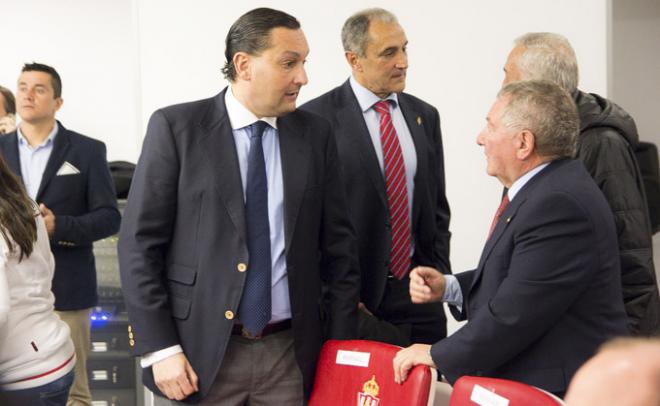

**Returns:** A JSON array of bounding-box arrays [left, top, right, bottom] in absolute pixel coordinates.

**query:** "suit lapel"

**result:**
[[2, 134, 22, 181], [36, 122, 71, 201], [278, 114, 310, 250], [337, 81, 388, 207], [469, 161, 561, 290], [470, 195, 525, 289], [198, 90, 247, 244], [398, 95, 427, 226]]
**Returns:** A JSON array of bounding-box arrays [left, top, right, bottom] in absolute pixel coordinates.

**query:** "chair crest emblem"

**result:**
[[357, 375, 380, 406]]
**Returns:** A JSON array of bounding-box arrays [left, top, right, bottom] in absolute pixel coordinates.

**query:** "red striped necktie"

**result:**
[[488, 195, 510, 239], [374, 100, 411, 280]]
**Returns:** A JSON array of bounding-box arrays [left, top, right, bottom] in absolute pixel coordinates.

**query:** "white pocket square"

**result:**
[[56, 161, 80, 176]]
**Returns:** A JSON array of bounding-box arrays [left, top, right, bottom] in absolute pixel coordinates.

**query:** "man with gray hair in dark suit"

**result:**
[[302, 7, 451, 347], [502, 32, 659, 336], [394, 81, 629, 397]]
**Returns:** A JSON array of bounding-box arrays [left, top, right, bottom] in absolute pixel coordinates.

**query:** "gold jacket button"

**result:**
[[225, 310, 234, 320], [237, 263, 247, 272]]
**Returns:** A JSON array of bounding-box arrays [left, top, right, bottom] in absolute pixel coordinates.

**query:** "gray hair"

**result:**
[[513, 32, 579, 93], [341, 8, 398, 56], [498, 80, 578, 159]]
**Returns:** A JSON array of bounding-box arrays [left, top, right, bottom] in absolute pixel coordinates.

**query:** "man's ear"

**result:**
[[233, 52, 251, 81], [516, 129, 536, 160], [54, 97, 63, 112], [345, 51, 362, 72]]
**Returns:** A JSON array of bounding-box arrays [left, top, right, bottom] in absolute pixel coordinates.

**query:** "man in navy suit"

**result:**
[[301, 8, 451, 346], [118, 8, 359, 405], [501, 33, 659, 336], [393, 81, 629, 397], [0, 63, 120, 406]]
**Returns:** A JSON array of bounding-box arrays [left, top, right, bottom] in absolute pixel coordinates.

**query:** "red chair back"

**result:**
[[449, 376, 564, 406], [309, 340, 435, 406]]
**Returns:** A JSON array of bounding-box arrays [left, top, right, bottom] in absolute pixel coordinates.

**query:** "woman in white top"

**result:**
[[0, 153, 75, 406]]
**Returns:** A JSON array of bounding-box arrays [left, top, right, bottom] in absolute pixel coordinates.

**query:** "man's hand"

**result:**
[[152, 353, 199, 401], [393, 344, 437, 384], [409, 266, 446, 303], [0, 115, 16, 135], [39, 204, 56, 236]]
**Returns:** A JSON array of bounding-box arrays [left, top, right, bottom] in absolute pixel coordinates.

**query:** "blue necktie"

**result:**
[[238, 121, 272, 336]]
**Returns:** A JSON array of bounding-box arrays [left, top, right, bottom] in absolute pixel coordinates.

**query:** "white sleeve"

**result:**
[[139, 345, 184, 368]]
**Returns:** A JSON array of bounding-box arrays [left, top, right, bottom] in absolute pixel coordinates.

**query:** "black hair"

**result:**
[[22, 62, 62, 98], [221, 8, 300, 81]]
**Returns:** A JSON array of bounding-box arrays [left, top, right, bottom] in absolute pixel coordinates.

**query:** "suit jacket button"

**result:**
[[237, 263, 247, 272], [225, 310, 234, 320]]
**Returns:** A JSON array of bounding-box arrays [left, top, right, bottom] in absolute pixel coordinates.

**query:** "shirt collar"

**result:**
[[349, 76, 399, 113], [507, 162, 550, 201], [224, 86, 278, 130], [17, 121, 59, 148]]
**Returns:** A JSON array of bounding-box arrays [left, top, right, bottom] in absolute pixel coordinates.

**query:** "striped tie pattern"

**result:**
[[488, 195, 509, 239], [374, 100, 411, 280]]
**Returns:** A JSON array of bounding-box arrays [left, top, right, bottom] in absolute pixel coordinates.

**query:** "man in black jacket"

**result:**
[[119, 8, 359, 404], [502, 32, 660, 336], [301, 8, 451, 346]]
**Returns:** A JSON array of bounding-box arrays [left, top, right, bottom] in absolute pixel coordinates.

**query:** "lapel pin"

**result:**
[[506, 217, 512, 223], [416, 116, 422, 125]]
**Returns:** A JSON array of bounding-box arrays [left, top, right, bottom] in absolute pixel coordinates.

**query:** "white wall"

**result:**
[[3, 0, 610, 332]]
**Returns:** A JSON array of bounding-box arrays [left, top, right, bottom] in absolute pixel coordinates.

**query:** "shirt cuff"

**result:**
[[140, 345, 183, 368], [442, 274, 463, 310]]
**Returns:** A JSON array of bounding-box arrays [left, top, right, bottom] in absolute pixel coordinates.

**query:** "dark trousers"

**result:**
[[359, 276, 447, 346]]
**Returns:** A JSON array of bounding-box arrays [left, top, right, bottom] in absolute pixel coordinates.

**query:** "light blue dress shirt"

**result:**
[[225, 87, 290, 324], [442, 163, 551, 307], [17, 122, 59, 200], [141, 89, 291, 368]]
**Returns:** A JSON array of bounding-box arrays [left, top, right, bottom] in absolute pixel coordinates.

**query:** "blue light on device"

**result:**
[[90, 308, 112, 328]]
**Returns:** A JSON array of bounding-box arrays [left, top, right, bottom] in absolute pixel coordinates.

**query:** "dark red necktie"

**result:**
[[374, 100, 411, 280], [488, 195, 510, 239]]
